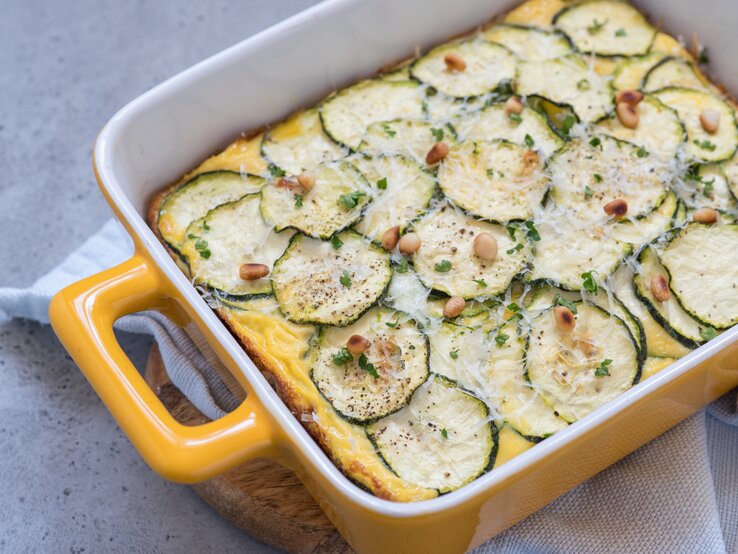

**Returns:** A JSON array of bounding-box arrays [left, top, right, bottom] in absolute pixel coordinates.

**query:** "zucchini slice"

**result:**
[[525, 302, 641, 422], [358, 118, 456, 164], [158, 171, 264, 250], [320, 79, 425, 150], [609, 190, 679, 248], [455, 104, 565, 158], [610, 264, 692, 359], [438, 140, 548, 222], [611, 53, 664, 91], [548, 136, 670, 220], [182, 194, 293, 298], [721, 154, 738, 201], [411, 205, 531, 299], [660, 222, 738, 329], [481, 24, 572, 61], [527, 207, 631, 291], [594, 96, 685, 159], [271, 231, 392, 326], [366, 375, 496, 492], [553, 0, 656, 57], [350, 154, 437, 241], [642, 57, 709, 93], [680, 165, 737, 212], [309, 307, 429, 424], [410, 39, 516, 99], [516, 55, 612, 122], [653, 88, 738, 163], [260, 161, 370, 239], [383, 269, 434, 327], [261, 109, 347, 175], [633, 245, 708, 346], [379, 66, 412, 81], [424, 92, 490, 124]]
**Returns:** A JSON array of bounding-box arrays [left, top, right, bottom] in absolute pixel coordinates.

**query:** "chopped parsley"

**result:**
[[268, 163, 286, 177], [202, 221, 211, 231], [487, 168, 496, 178], [358, 354, 379, 379], [294, 194, 303, 208], [332, 347, 353, 365], [584, 185, 593, 199], [615, 28, 627, 37], [338, 190, 367, 209], [703, 178, 715, 198], [330, 235, 343, 250], [693, 139, 717, 152], [561, 115, 576, 136], [507, 243, 524, 255], [636, 146, 650, 158], [194, 238, 211, 259], [339, 270, 352, 288], [698, 46, 710, 65], [434, 259, 452, 272], [382, 123, 396, 137], [508, 112, 523, 123], [595, 358, 612, 377], [524, 133, 535, 147], [506, 223, 517, 240], [700, 327, 717, 341], [431, 127, 445, 142], [589, 137, 602, 149], [577, 79, 591, 91], [376, 177, 388, 190], [553, 293, 578, 314], [507, 302, 522, 314], [581, 270, 598, 294], [449, 349, 459, 360], [473, 278, 488, 289], [587, 18, 608, 35], [441, 428, 449, 439], [495, 332, 510, 348], [593, 173, 603, 183], [385, 320, 399, 329], [525, 220, 540, 242], [395, 258, 409, 273]]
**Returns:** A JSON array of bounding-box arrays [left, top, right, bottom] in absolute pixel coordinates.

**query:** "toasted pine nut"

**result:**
[[604, 198, 628, 219], [616, 102, 639, 129], [444, 53, 467, 72], [473, 232, 498, 262], [615, 90, 644, 106], [554, 306, 576, 332], [347, 334, 371, 355], [381, 226, 400, 250], [650, 274, 671, 302], [504, 96, 524, 116], [699, 109, 720, 134], [296, 172, 315, 191], [426, 142, 450, 165], [239, 263, 269, 281], [443, 296, 466, 318], [693, 207, 718, 224], [275, 176, 300, 191], [398, 232, 421, 255]]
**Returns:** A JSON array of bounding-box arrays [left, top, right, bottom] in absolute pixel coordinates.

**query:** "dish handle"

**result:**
[[49, 253, 278, 483]]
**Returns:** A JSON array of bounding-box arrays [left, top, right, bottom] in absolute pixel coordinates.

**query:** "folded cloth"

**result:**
[[1, 220, 736, 553]]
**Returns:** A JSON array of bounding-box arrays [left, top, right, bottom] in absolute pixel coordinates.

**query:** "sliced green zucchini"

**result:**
[[271, 231, 392, 326], [660, 222, 738, 329], [438, 140, 548, 222], [366, 375, 495, 492], [158, 171, 264, 250], [320, 79, 425, 150], [261, 109, 347, 175], [553, 0, 656, 56], [610, 264, 692, 358], [379, 66, 411, 81], [642, 57, 709, 93], [548, 136, 670, 220], [455, 103, 565, 158], [309, 307, 428, 423], [722, 154, 738, 201], [653, 88, 738, 163], [424, 92, 490, 124], [481, 23, 572, 61], [594, 96, 685, 159], [410, 204, 531, 299], [525, 95, 579, 134], [609, 190, 679, 248], [358, 118, 456, 163], [410, 39, 516, 99], [349, 154, 436, 241], [526, 207, 631, 290], [525, 302, 641, 422], [516, 55, 612, 122], [633, 245, 707, 347], [182, 194, 293, 297], [680, 165, 737, 212], [383, 269, 434, 327], [260, 161, 370, 239], [611, 53, 664, 91]]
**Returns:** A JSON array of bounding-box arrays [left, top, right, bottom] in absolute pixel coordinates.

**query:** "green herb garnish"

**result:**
[[431, 127, 444, 142], [332, 347, 353, 365], [562, 115, 576, 135], [495, 332, 510, 348], [338, 190, 367, 209], [595, 358, 612, 377], [441, 428, 449, 439], [434, 259, 452, 272], [700, 327, 717, 341], [524, 133, 535, 147], [584, 185, 593, 199], [340, 270, 352, 288], [577, 79, 590, 91], [202, 221, 211, 231], [508, 112, 523, 123], [587, 18, 608, 35], [698, 46, 710, 64], [693, 139, 717, 152], [637, 146, 649, 158], [615, 28, 627, 37], [581, 271, 598, 294], [194, 238, 211, 259], [359, 354, 379, 379], [395, 259, 409, 273], [473, 278, 487, 289], [268, 163, 286, 177], [506, 243, 524, 254], [553, 294, 578, 314], [449, 350, 459, 360], [525, 220, 540, 241], [382, 123, 396, 137], [330, 235, 343, 250], [376, 177, 388, 190], [506, 223, 517, 240], [590, 137, 602, 149], [507, 302, 522, 313], [294, 194, 303, 208], [593, 173, 603, 183]]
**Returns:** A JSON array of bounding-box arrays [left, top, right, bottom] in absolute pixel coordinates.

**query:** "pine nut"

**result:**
[[347, 334, 371, 355], [604, 198, 628, 219], [650, 274, 671, 302], [473, 232, 498, 261], [616, 102, 639, 129], [426, 142, 450, 165], [693, 207, 718, 224], [275, 176, 300, 191], [444, 53, 467, 72], [296, 172, 315, 191], [504, 96, 524, 116], [615, 90, 644, 106], [398, 232, 421, 254], [239, 263, 270, 280], [443, 296, 466, 318], [381, 226, 400, 250], [554, 306, 576, 332], [699, 109, 720, 134]]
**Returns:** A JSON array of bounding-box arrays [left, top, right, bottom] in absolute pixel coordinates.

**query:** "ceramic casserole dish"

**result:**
[[50, 0, 738, 552]]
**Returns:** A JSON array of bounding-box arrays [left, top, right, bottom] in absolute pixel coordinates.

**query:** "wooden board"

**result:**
[[144, 344, 353, 554]]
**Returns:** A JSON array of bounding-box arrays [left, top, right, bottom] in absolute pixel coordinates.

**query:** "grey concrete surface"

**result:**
[[0, 1, 321, 552]]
